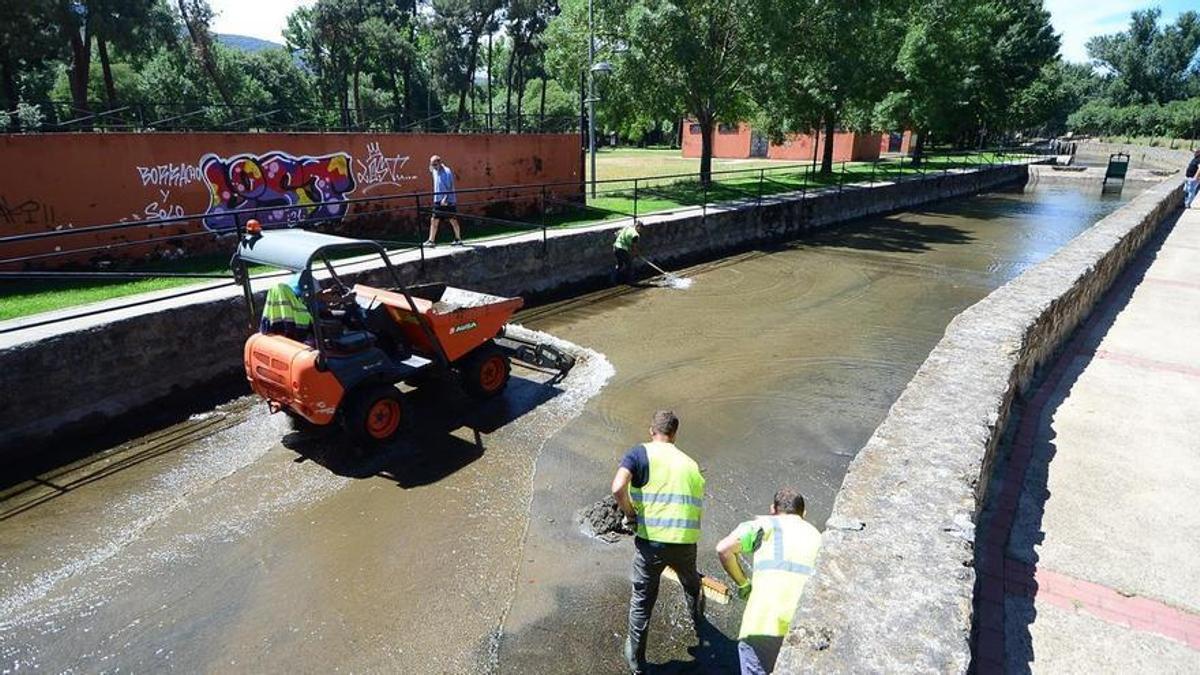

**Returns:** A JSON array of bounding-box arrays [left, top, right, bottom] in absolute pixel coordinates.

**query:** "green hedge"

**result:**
[[1067, 98, 1200, 140]]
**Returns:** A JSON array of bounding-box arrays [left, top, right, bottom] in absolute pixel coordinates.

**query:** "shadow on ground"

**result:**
[[282, 373, 563, 487], [970, 208, 1178, 673]]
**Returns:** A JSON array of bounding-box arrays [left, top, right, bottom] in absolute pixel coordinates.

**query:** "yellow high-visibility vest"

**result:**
[[628, 441, 704, 544], [738, 514, 820, 639]]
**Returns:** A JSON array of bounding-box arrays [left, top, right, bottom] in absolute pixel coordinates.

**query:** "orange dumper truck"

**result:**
[[231, 226, 574, 446]]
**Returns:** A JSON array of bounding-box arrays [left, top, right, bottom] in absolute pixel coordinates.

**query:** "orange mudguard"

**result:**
[[244, 333, 344, 425]]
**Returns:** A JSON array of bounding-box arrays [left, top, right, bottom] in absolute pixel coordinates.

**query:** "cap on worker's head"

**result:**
[[430, 154, 442, 164]]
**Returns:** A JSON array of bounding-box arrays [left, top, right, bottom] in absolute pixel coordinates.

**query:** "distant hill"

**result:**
[[217, 34, 284, 53]]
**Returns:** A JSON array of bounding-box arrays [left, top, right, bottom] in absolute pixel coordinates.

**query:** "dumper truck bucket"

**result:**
[[354, 283, 524, 362]]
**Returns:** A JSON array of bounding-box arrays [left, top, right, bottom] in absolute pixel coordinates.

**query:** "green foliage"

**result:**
[[1086, 9, 1200, 105]]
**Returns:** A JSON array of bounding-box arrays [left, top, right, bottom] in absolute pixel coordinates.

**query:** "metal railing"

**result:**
[[2, 100, 580, 134], [0, 148, 1038, 333]]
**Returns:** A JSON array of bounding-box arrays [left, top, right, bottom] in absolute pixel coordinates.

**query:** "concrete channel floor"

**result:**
[[978, 204, 1200, 672]]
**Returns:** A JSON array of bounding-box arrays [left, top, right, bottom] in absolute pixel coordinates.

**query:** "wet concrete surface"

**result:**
[[0, 183, 1138, 672]]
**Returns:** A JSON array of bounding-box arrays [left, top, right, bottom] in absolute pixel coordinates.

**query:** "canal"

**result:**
[[0, 181, 1141, 672]]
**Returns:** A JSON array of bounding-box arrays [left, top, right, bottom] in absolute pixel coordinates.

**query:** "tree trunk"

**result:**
[[177, 0, 235, 109], [820, 115, 836, 175], [503, 40, 515, 132], [352, 65, 361, 127], [389, 69, 403, 130], [67, 28, 92, 121], [486, 32, 493, 130], [515, 52, 524, 133], [0, 49, 18, 125], [97, 36, 118, 110], [456, 30, 482, 125], [698, 115, 715, 185], [539, 75, 547, 130]]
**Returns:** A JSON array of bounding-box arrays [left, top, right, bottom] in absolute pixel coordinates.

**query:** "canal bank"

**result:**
[[0, 177, 1147, 671], [0, 161, 1029, 462], [775, 172, 1181, 673]]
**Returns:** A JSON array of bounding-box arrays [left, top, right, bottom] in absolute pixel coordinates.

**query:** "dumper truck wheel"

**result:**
[[342, 384, 405, 446], [460, 344, 511, 399]]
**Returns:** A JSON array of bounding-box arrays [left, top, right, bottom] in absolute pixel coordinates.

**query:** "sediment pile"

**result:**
[[578, 495, 634, 543]]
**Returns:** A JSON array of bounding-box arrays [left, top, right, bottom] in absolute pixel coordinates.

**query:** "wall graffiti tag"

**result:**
[[200, 151, 356, 232], [0, 197, 57, 227], [137, 163, 203, 188], [354, 142, 416, 193]]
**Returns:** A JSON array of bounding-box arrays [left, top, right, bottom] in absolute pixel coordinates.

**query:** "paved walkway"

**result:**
[[975, 203, 1200, 672]]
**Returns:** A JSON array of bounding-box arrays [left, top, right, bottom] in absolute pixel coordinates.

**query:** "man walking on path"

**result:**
[[425, 155, 463, 246], [612, 220, 644, 283], [716, 488, 821, 674], [1184, 149, 1199, 209], [611, 410, 706, 674]]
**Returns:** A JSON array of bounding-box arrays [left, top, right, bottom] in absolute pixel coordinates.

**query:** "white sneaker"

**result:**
[[452, 239, 465, 247], [423, 239, 436, 247]]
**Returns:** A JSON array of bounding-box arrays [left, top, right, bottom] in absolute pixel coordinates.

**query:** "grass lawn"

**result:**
[[1, 150, 1028, 321]]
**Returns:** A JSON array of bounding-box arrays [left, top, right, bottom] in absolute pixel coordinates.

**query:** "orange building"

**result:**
[[680, 122, 882, 162]]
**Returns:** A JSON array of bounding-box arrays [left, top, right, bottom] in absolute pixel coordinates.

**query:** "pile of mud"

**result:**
[[578, 495, 634, 543]]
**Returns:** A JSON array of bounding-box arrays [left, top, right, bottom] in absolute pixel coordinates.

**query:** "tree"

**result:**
[[1086, 9, 1200, 105], [757, 0, 905, 173], [428, 0, 504, 125], [0, 2, 60, 122], [873, 0, 1057, 160], [177, 0, 234, 108], [611, 0, 757, 183]]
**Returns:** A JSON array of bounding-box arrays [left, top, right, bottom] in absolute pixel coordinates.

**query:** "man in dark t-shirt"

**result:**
[[611, 410, 705, 674], [1184, 149, 1199, 209]]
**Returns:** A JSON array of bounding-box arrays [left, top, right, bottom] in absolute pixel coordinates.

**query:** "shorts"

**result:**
[[432, 203, 458, 221]]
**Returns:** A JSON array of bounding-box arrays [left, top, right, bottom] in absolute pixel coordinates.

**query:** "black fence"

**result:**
[[0, 148, 1039, 333], [2, 100, 580, 134]]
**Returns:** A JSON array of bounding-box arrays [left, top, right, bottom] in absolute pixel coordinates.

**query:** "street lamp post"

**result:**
[[585, 0, 616, 198]]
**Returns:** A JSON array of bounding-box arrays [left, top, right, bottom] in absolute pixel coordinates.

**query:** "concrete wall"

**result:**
[[774, 173, 1181, 673], [1072, 141, 1193, 172], [0, 132, 581, 268], [0, 163, 1028, 460]]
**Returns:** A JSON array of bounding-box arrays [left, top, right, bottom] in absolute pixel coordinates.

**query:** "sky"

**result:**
[[208, 0, 1193, 64]]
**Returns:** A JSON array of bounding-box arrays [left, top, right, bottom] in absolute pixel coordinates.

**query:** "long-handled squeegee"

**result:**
[[639, 256, 693, 289]]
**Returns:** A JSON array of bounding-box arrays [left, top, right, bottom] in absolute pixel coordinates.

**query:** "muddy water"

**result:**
[[0, 183, 1136, 672]]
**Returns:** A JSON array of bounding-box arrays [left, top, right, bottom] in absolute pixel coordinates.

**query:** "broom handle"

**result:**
[[639, 256, 671, 277]]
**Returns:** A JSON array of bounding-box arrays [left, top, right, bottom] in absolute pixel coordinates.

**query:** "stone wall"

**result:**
[[774, 174, 1181, 673], [0, 164, 1027, 460], [1072, 141, 1193, 172]]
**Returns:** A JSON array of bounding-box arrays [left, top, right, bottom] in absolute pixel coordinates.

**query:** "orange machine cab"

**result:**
[[244, 333, 344, 425]]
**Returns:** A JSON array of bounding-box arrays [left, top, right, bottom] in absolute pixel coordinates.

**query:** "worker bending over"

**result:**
[[611, 410, 706, 674], [716, 488, 821, 674], [612, 220, 644, 284]]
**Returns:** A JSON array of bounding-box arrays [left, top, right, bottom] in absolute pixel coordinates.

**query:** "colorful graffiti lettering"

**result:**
[[200, 151, 355, 232]]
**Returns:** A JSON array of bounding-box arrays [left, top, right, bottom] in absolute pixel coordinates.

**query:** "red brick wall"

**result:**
[[681, 121, 880, 163], [679, 121, 752, 158], [0, 132, 581, 268]]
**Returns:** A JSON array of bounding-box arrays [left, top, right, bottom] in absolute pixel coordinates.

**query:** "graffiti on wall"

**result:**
[[200, 151, 356, 232], [1, 197, 57, 227], [354, 142, 417, 193]]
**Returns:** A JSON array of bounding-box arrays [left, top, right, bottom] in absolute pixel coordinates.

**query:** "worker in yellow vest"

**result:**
[[260, 272, 315, 342], [716, 488, 821, 674], [611, 410, 705, 674], [612, 220, 644, 284]]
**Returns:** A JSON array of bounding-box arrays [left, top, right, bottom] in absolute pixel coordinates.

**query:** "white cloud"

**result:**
[[1045, 0, 1184, 63], [208, 0, 315, 44]]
